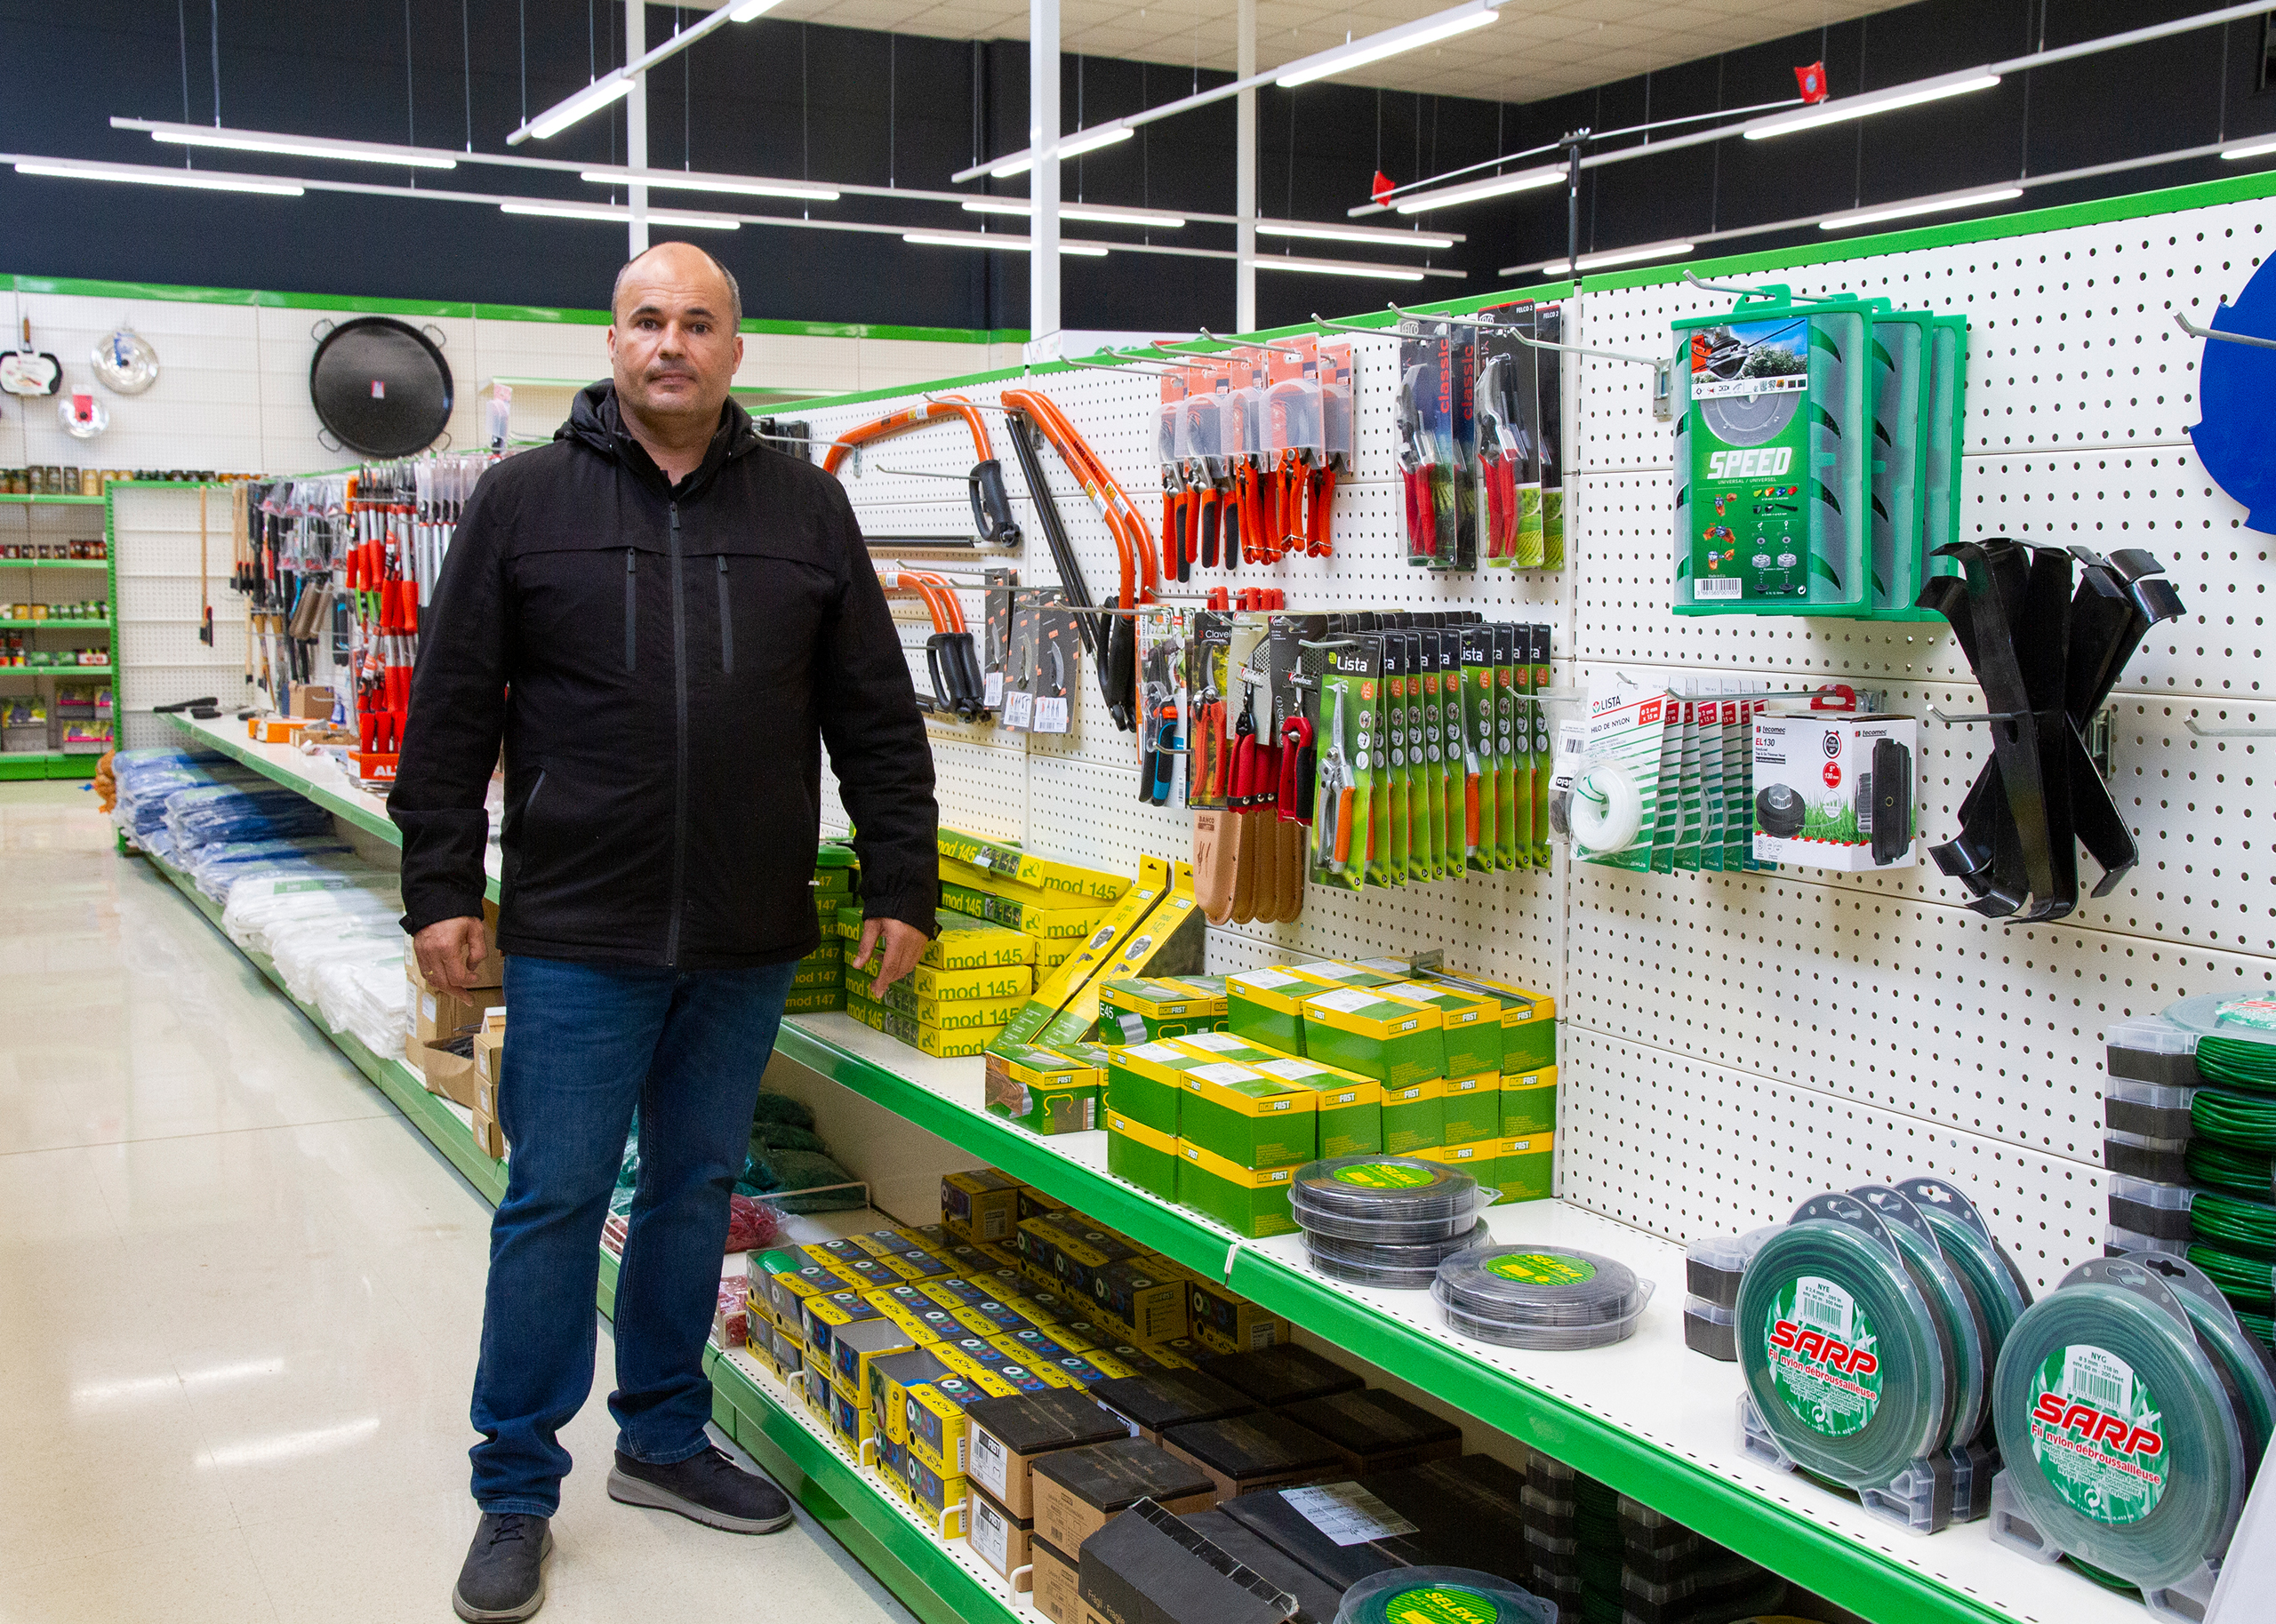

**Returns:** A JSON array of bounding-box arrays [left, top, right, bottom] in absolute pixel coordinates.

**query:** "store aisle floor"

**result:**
[[0, 783, 920, 1624]]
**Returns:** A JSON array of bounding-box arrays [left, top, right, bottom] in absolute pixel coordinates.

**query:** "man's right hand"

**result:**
[[414, 916, 489, 991]]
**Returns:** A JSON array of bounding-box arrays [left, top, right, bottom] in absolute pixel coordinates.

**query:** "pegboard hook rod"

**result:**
[[867, 465, 974, 481], [1063, 351, 1184, 376], [1310, 312, 1398, 337], [1150, 330, 1307, 362], [921, 391, 1014, 412], [2172, 309, 2276, 351], [1679, 269, 1844, 305], [2184, 716, 2276, 739], [1384, 302, 1503, 331]]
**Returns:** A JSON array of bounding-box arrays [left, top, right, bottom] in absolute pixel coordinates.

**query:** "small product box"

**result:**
[[1245, 1054, 1382, 1158], [1439, 1074, 1502, 1145], [1160, 1412, 1345, 1500], [1092, 1371, 1256, 1446], [1032, 1537, 1081, 1624], [1500, 1066, 1558, 1136], [1495, 1133, 1555, 1204], [1751, 710, 1919, 870], [1105, 1040, 1198, 1137], [802, 1292, 883, 1364], [1418, 1140, 1497, 1196], [1224, 968, 1316, 1053], [904, 1450, 970, 1539], [1107, 1110, 1180, 1197], [968, 1485, 1038, 1590], [904, 1372, 1013, 1475], [1186, 1277, 1287, 1357], [1376, 980, 1502, 1078], [1100, 975, 1230, 1043], [1180, 1062, 1318, 1169], [968, 1390, 1134, 1519], [870, 1348, 955, 1441], [831, 1317, 922, 1406], [942, 1169, 1025, 1244], [1278, 1388, 1463, 1476], [1030, 1438, 1218, 1556], [1175, 1142, 1301, 1238], [1299, 987, 1446, 1088], [986, 1043, 1102, 1135], [1380, 1078, 1446, 1156], [1084, 1257, 1190, 1345]]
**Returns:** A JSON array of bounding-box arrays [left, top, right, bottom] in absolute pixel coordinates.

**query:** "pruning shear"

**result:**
[[1397, 365, 1435, 560], [1475, 354, 1523, 562], [1140, 643, 1182, 805], [1190, 678, 1229, 804], [1316, 686, 1355, 870]]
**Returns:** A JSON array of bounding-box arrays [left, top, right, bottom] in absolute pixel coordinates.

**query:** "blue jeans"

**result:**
[[469, 954, 797, 1516]]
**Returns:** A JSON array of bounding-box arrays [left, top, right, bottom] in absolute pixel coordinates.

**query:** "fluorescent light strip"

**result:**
[[581, 168, 838, 203], [1396, 164, 1565, 215], [990, 125, 1132, 179], [902, 231, 1110, 258], [2223, 137, 2276, 161], [1277, 5, 1499, 90], [502, 201, 737, 230], [529, 75, 634, 141], [726, 0, 781, 18], [1538, 241, 1698, 275], [1818, 187, 2023, 230], [1257, 220, 1455, 250], [961, 198, 1185, 228], [151, 129, 453, 169], [1253, 256, 1426, 283], [14, 159, 303, 196], [1745, 71, 2001, 140]]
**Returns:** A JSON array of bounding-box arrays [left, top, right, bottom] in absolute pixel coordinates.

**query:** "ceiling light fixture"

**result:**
[[1257, 220, 1455, 250], [1744, 69, 2001, 140], [989, 125, 1133, 180], [150, 128, 454, 169], [1251, 255, 1427, 283], [502, 200, 738, 229], [527, 75, 634, 142], [1540, 240, 1697, 274], [1395, 163, 1565, 215], [2222, 136, 2276, 161], [14, 158, 303, 196], [1276, 4, 1501, 90], [961, 198, 1185, 228], [1817, 187, 2024, 230], [903, 231, 1110, 257], [725, 0, 781, 18], [581, 167, 838, 202]]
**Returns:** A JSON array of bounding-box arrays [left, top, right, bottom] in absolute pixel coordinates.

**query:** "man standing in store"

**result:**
[[391, 240, 937, 1624]]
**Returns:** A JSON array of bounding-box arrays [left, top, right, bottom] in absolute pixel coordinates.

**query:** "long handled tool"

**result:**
[[197, 485, 215, 646]]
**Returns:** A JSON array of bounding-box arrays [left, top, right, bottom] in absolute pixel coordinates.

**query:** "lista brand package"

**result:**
[[1030, 1438, 1217, 1556], [1077, 1499, 1302, 1624], [968, 1390, 1134, 1519], [1751, 710, 1919, 869]]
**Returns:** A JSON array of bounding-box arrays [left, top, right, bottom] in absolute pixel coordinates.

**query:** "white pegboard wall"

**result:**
[[798, 183, 2268, 1283]]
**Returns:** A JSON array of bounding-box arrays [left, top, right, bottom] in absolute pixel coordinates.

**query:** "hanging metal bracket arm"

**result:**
[[1311, 312, 1399, 338], [1509, 324, 1674, 422], [2184, 716, 2276, 739], [2173, 309, 2276, 350]]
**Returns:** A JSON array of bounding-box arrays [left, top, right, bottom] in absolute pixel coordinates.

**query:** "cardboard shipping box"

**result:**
[[1030, 1438, 1216, 1557], [968, 1389, 1131, 1519], [1077, 1500, 1302, 1624]]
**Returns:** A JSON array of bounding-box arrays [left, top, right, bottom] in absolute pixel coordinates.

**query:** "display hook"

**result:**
[[2172, 309, 2276, 351]]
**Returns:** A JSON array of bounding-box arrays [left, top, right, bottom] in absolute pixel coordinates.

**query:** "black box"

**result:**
[[1277, 1389, 1463, 1476], [1363, 1455, 1534, 1587], [1182, 1511, 1345, 1624], [1078, 1499, 1297, 1624], [1218, 1484, 1422, 1588], [1094, 1370, 1256, 1445], [1160, 1412, 1343, 1499], [1200, 1344, 1362, 1409]]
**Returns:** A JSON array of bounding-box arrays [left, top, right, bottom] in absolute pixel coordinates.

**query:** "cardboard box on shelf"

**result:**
[[403, 900, 506, 989], [968, 1485, 1037, 1589], [411, 976, 505, 1048], [1032, 1537, 1081, 1624], [1030, 1437, 1216, 1556], [1078, 1500, 1306, 1624], [1159, 1411, 1345, 1501], [968, 1390, 1133, 1520]]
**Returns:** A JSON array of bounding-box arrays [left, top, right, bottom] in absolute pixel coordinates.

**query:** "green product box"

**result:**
[[1299, 986, 1446, 1088], [1421, 1140, 1497, 1196], [792, 962, 844, 991], [1106, 1111, 1179, 1198], [1225, 967, 1313, 1053], [1495, 1132, 1555, 1203], [1381, 1078, 1446, 1156], [1501, 1066, 1558, 1136], [1179, 1061, 1318, 1170], [1103, 1040, 1191, 1136], [1245, 1053, 1383, 1158], [1175, 1142, 1300, 1238], [1287, 960, 1404, 990], [783, 987, 847, 1014], [1099, 976, 1230, 1044], [1505, 1013, 1556, 1073], [1377, 980, 1501, 1079], [1166, 1032, 1283, 1068], [1440, 1073, 1501, 1145]]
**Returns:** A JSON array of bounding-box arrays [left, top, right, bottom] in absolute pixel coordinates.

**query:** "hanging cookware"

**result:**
[[307, 316, 453, 458], [59, 391, 109, 440], [92, 325, 160, 395], [0, 318, 62, 397]]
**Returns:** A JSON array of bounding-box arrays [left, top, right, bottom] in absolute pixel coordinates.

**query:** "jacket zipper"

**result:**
[[665, 500, 690, 966], [623, 549, 638, 671], [717, 555, 734, 673]]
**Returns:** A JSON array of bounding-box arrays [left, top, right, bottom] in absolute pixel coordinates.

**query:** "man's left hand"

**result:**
[[854, 917, 927, 998]]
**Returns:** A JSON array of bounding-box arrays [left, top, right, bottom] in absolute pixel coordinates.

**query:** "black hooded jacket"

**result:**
[[389, 381, 937, 968]]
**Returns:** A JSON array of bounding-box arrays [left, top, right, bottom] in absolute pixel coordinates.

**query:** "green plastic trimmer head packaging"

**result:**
[[1672, 284, 1871, 616]]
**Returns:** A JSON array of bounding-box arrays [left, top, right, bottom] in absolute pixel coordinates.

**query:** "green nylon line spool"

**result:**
[[1855, 1186, 1984, 1449], [2240, 1308, 2275, 1348], [1735, 1211, 1948, 1487], [2184, 1139, 2276, 1196], [1913, 1201, 2032, 1352], [1334, 1566, 1557, 1624], [2190, 1088, 2276, 1152], [1990, 1268, 2246, 1590], [2189, 1189, 2276, 1258], [2178, 1297, 2276, 1482], [2194, 1037, 2276, 1095], [2185, 1243, 2275, 1308]]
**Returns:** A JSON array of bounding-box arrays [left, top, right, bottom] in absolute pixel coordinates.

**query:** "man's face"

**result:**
[[606, 244, 744, 430]]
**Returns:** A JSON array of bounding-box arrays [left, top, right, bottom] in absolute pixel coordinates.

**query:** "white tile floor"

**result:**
[[0, 782, 920, 1624]]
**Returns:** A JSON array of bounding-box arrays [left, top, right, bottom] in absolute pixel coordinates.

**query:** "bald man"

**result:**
[[392, 242, 938, 1622]]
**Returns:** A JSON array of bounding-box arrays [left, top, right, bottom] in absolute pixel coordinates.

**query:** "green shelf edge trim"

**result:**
[[7, 273, 1007, 345], [140, 836, 998, 1624], [0, 753, 99, 779], [0, 557, 114, 568], [0, 620, 111, 629], [0, 493, 108, 506], [2, 666, 114, 676]]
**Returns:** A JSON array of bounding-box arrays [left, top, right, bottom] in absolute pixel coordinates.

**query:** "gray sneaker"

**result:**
[[453, 1512, 552, 1622], [608, 1445, 794, 1533]]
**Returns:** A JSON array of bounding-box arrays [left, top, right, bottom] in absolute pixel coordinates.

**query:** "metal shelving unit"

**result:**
[[1, 490, 116, 780]]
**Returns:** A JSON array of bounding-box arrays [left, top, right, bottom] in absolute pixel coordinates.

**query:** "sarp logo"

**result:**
[[1769, 1318, 1879, 1378], [2031, 1394, 2164, 1459]]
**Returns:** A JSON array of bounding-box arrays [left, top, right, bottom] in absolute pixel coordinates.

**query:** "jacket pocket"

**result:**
[[717, 556, 734, 674], [623, 549, 637, 672]]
